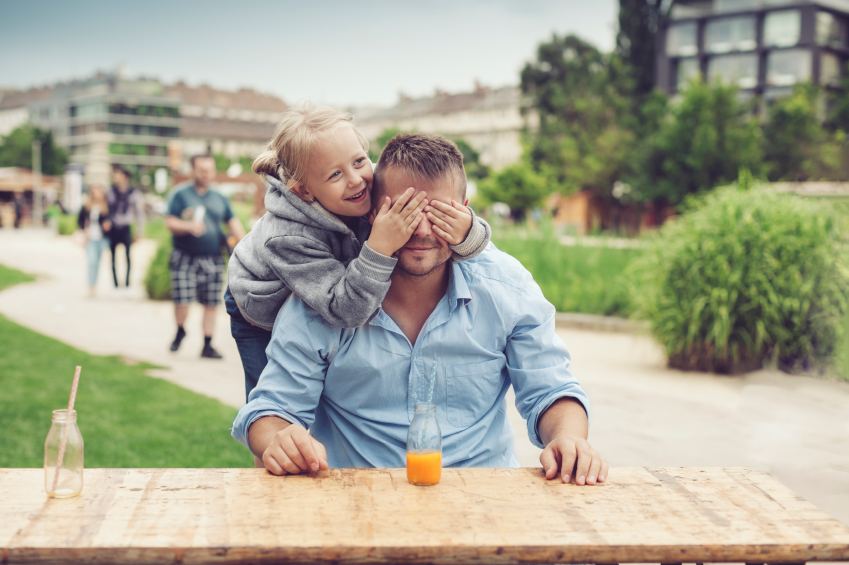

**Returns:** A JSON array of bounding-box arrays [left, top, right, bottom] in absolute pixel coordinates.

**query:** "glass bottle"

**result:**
[[44, 409, 84, 498], [406, 403, 442, 486]]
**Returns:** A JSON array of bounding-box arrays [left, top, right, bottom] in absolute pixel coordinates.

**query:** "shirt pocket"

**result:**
[[446, 357, 506, 429]]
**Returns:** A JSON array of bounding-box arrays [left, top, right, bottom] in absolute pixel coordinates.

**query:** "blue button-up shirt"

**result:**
[[232, 245, 591, 468]]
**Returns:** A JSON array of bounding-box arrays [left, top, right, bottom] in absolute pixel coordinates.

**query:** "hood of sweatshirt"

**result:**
[[263, 174, 364, 237]]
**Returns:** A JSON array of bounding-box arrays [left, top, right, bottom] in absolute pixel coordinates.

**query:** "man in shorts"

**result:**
[[165, 154, 246, 359]]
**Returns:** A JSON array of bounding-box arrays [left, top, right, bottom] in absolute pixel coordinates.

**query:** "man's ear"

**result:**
[[463, 198, 469, 207]]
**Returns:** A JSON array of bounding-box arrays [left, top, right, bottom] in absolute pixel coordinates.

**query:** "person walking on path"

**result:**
[[106, 165, 145, 294], [165, 154, 246, 359], [77, 186, 112, 298]]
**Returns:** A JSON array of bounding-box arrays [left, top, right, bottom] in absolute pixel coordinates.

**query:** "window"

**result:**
[[706, 17, 756, 53], [667, 23, 698, 56], [817, 11, 846, 49], [716, 0, 760, 12], [677, 58, 701, 88], [821, 52, 844, 87], [766, 49, 812, 85], [708, 53, 759, 88], [764, 10, 801, 47]]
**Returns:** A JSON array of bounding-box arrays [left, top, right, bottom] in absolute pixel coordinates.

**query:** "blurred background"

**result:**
[[1, 0, 848, 529]]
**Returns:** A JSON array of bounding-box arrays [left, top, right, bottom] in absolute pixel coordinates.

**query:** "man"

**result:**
[[106, 165, 145, 294], [232, 134, 607, 484], [165, 154, 245, 359]]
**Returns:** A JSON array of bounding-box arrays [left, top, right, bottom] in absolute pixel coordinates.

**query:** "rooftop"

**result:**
[[363, 84, 522, 122], [163, 82, 287, 112]]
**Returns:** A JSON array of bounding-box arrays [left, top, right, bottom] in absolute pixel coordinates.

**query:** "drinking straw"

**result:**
[[51, 366, 81, 493], [419, 362, 437, 453]]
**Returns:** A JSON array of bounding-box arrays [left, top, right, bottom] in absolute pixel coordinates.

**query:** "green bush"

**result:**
[[56, 213, 78, 236], [632, 184, 849, 374], [144, 240, 172, 300]]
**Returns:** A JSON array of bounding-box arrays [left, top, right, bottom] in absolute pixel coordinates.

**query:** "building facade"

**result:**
[[355, 84, 538, 171], [0, 72, 287, 188], [657, 0, 849, 98]]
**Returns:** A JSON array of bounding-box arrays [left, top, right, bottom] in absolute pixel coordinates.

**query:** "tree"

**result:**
[[452, 138, 490, 180], [476, 161, 548, 220], [763, 84, 841, 182], [616, 0, 673, 100], [369, 127, 404, 162], [0, 124, 68, 175], [630, 78, 763, 205], [520, 34, 635, 198]]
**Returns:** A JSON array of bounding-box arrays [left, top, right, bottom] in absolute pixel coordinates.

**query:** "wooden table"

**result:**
[[2, 467, 848, 564]]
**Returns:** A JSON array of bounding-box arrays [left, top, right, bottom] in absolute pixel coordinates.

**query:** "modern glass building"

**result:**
[[29, 73, 180, 186], [657, 0, 849, 99]]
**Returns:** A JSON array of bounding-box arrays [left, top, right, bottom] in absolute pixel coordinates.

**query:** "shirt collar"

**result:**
[[448, 260, 472, 313]]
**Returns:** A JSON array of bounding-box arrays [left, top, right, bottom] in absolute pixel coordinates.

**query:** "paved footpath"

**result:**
[[1, 228, 848, 528]]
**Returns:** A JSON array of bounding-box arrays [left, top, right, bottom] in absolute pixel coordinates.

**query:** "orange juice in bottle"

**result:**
[[406, 403, 442, 485]]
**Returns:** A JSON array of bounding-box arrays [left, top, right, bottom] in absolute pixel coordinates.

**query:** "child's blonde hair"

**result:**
[[253, 104, 369, 190]]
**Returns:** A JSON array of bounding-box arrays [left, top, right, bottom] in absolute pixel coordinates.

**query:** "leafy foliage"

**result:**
[[0, 124, 68, 175], [521, 34, 636, 197], [616, 0, 671, 99], [452, 138, 490, 180], [630, 79, 763, 205], [632, 181, 849, 374], [476, 161, 549, 219], [764, 84, 842, 181], [212, 153, 255, 174]]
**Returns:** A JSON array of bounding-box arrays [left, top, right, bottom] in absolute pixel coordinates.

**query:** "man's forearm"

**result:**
[[164, 216, 194, 236], [228, 217, 246, 243], [247, 415, 292, 459], [537, 397, 589, 446]]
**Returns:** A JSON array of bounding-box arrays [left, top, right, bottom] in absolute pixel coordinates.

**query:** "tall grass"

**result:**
[[491, 218, 641, 316]]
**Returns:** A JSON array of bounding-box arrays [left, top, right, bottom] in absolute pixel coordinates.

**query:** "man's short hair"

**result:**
[[112, 164, 130, 178], [373, 133, 467, 203], [190, 154, 215, 168]]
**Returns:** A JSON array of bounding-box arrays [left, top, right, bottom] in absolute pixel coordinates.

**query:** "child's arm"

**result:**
[[425, 201, 492, 262], [265, 234, 397, 329]]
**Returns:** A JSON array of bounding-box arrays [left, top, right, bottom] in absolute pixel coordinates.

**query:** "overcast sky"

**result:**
[[0, 0, 618, 108]]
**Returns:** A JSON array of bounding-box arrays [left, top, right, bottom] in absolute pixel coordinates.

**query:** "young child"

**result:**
[[225, 105, 491, 400]]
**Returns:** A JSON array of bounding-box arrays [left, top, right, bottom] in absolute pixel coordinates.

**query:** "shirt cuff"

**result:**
[[528, 393, 592, 449], [358, 241, 398, 282], [449, 207, 485, 257]]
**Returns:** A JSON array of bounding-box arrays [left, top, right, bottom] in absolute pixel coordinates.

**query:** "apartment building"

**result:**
[[657, 0, 849, 98], [355, 84, 537, 170]]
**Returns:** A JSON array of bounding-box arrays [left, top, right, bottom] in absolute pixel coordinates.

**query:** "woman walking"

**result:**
[[77, 186, 112, 298]]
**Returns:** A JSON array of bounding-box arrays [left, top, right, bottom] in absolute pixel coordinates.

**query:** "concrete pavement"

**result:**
[[1, 227, 847, 528]]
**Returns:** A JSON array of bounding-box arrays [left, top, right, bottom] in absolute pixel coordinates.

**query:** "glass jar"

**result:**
[[406, 403, 442, 486], [44, 409, 84, 498]]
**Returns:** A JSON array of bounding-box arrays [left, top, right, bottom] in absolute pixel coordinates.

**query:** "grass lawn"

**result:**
[[0, 264, 251, 468], [491, 220, 642, 317], [0, 263, 35, 291]]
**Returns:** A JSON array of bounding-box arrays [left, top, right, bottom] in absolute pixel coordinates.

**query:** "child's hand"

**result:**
[[425, 200, 472, 245], [367, 187, 428, 257]]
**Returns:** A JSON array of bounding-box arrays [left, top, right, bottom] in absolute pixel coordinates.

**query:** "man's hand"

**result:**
[[188, 221, 206, 237], [540, 434, 608, 485], [425, 200, 472, 245], [262, 423, 329, 476], [367, 187, 428, 256]]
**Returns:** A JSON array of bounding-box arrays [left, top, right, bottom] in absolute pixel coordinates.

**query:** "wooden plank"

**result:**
[[1, 467, 848, 564]]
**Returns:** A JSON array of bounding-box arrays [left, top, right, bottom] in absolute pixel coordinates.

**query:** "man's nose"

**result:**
[[413, 213, 432, 237]]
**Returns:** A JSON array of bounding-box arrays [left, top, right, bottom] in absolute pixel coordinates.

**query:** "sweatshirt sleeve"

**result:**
[[266, 235, 398, 328], [450, 207, 491, 262]]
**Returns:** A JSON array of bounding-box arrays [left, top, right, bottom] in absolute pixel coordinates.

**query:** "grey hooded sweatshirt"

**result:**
[[228, 175, 491, 331]]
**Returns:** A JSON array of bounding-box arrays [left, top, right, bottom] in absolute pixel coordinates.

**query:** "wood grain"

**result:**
[[2, 467, 848, 564]]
